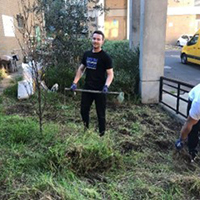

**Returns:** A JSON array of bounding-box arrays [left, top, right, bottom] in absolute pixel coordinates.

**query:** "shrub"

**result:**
[[103, 40, 139, 96], [45, 63, 75, 92], [44, 38, 91, 92], [45, 40, 139, 97]]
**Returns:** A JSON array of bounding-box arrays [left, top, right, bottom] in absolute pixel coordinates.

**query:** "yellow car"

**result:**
[[181, 29, 200, 65]]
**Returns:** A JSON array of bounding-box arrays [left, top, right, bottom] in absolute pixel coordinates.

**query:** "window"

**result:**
[[16, 14, 24, 28], [188, 34, 199, 46], [182, 35, 188, 40]]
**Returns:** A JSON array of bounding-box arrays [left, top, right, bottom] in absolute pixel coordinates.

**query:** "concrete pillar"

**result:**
[[127, 0, 130, 40], [139, 0, 168, 104], [129, 0, 140, 49], [132, 0, 140, 48]]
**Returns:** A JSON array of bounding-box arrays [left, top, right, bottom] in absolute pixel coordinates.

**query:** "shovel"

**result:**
[[65, 88, 125, 103]]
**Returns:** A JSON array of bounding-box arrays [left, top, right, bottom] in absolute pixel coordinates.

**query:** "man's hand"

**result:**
[[175, 138, 184, 150], [102, 85, 108, 94], [70, 83, 77, 92]]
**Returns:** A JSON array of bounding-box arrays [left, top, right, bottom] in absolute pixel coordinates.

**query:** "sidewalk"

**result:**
[[0, 66, 22, 95], [161, 92, 189, 123]]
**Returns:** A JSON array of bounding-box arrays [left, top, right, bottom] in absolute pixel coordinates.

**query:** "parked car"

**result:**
[[181, 29, 200, 65], [177, 34, 193, 46]]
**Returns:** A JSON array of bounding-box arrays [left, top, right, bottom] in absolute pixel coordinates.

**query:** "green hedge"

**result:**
[[103, 40, 139, 95], [45, 40, 139, 96]]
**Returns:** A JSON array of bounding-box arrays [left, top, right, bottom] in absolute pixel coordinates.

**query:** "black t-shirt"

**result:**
[[81, 50, 112, 90]]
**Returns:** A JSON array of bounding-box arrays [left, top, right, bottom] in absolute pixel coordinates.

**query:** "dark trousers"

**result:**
[[81, 92, 106, 134], [187, 100, 200, 152]]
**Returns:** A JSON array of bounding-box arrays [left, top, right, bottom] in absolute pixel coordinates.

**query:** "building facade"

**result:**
[[1, 0, 200, 58], [104, 0, 127, 40], [0, 0, 23, 58], [166, 0, 200, 44], [103, 0, 200, 44]]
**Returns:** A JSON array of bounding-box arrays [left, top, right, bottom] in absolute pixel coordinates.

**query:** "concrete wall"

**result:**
[[166, 0, 200, 45]]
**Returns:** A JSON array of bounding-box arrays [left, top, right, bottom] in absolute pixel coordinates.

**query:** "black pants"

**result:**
[[187, 100, 200, 152], [81, 92, 106, 134]]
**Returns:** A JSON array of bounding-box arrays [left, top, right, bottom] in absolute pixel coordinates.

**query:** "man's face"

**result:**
[[92, 33, 104, 49]]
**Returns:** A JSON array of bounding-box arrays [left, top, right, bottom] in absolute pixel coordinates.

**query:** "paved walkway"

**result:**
[[0, 66, 22, 95], [161, 92, 188, 123]]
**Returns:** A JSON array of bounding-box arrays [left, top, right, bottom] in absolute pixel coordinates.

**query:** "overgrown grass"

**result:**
[[2, 76, 23, 99], [0, 90, 200, 199]]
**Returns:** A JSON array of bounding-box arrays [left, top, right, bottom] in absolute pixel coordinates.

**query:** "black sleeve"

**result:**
[[81, 52, 87, 66], [105, 54, 113, 69]]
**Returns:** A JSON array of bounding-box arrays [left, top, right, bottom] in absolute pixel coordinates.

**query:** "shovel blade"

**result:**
[[117, 92, 124, 103]]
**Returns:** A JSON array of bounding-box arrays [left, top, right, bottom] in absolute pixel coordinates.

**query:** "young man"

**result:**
[[70, 30, 114, 136], [175, 83, 200, 162]]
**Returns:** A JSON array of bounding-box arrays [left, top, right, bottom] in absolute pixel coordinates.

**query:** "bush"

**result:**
[[44, 38, 91, 92], [45, 63, 75, 93], [103, 40, 139, 96], [45, 40, 139, 97]]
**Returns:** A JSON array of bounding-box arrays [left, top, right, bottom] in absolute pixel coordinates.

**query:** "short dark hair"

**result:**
[[92, 30, 105, 40]]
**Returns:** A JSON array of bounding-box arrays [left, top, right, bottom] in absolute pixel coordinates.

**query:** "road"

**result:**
[[164, 49, 200, 86]]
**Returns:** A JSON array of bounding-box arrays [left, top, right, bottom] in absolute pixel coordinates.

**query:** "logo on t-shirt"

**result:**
[[86, 57, 98, 70]]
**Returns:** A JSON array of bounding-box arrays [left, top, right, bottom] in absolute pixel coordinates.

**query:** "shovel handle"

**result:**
[[65, 88, 121, 95]]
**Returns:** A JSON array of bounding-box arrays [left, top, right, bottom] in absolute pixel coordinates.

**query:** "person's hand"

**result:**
[[102, 85, 108, 94], [175, 138, 184, 150], [70, 83, 77, 92]]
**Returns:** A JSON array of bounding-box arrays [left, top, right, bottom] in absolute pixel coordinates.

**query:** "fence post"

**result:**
[[176, 83, 180, 114], [159, 76, 163, 102]]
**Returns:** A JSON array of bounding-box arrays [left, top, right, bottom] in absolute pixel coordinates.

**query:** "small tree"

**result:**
[[17, 0, 53, 134], [16, 0, 108, 133]]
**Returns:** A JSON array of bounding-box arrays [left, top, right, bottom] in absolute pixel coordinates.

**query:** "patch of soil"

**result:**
[[120, 141, 141, 153], [5, 103, 34, 116], [154, 139, 172, 150]]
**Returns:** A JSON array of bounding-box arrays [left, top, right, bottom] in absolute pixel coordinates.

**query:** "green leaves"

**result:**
[[103, 40, 139, 96]]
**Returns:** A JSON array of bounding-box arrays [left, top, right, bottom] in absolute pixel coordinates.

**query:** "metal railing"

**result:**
[[159, 76, 195, 118]]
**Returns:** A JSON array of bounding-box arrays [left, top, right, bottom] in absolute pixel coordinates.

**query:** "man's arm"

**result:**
[[180, 116, 198, 140], [105, 68, 114, 87], [73, 64, 86, 84]]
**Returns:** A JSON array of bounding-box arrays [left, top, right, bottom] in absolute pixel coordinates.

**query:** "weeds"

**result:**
[[0, 92, 200, 199]]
